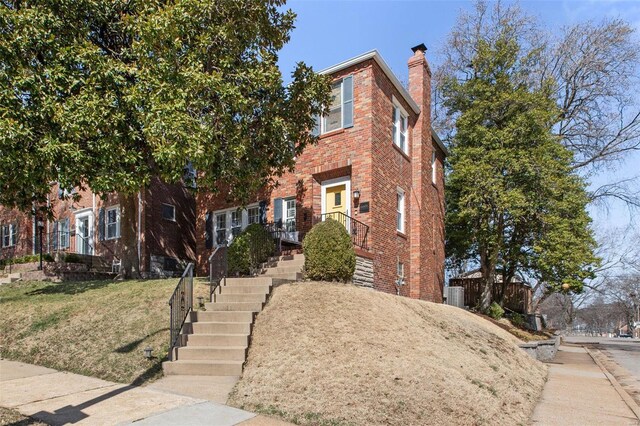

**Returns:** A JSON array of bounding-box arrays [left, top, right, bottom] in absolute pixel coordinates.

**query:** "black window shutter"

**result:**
[[205, 212, 213, 249], [98, 208, 105, 241], [273, 198, 283, 228], [259, 201, 267, 224]]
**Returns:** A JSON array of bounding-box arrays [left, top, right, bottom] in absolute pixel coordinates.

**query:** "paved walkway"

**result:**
[[530, 345, 640, 425], [0, 359, 290, 425]]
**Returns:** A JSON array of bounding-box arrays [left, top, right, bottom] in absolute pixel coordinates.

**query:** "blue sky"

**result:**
[[277, 0, 640, 234]]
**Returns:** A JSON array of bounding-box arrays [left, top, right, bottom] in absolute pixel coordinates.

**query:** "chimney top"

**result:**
[[411, 43, 427, 54]]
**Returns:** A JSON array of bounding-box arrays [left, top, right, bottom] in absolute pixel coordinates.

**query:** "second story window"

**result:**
[[396, 189, 405, 233], [393, 102, 408, 155], [162, 204, 176, 221], [432, 151, 437, 185], [313, 76, 354, 135]]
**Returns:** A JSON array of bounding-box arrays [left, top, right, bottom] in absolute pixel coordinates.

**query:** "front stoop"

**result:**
[[162, 255, 304, 377]]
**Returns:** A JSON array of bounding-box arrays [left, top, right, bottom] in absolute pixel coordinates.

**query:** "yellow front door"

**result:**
[[325, 184, 348, 228]]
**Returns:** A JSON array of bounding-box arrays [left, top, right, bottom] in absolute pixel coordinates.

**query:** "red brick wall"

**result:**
[[141, 177, 196, 270], [194, 51, 446, 302], [1, 180, 196, 274]]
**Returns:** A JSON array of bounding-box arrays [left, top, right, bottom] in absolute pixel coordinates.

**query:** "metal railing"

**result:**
[[168, 262, 194, 361], [208, 244, 227, 302], [319, 211, 369, 250]]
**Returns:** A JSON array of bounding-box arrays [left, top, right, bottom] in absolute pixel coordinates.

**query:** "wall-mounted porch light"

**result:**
[[353, 190, 361, 201]]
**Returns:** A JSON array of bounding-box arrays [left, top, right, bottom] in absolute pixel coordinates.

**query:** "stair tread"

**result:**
[[167, 359, 244, 364], [192, 321, 251, 325], [181, 346, 247, 350], [187, 333, 249, 336]]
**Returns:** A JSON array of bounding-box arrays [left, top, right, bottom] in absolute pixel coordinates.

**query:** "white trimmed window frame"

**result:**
[[431, 151, 437, 185], [392, 96, 409, 155], [1, 223, 17, 247], [105, 205, 121, 240], [321, 80, 343, 134], [396, 188, 405, 233], [212, 203, 260, 247]]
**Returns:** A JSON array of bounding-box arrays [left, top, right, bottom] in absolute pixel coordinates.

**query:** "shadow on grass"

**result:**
[[26, 279, 120, 296], [114, 328, 168, 354]]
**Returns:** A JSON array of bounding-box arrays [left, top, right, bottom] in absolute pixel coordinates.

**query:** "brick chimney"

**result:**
[[408, 43, 431, 123], [407, 43, 435, 301]]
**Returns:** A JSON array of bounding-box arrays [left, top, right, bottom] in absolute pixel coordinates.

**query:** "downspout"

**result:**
[[92, 193, 96, 254], [137, 191, 142, 271]]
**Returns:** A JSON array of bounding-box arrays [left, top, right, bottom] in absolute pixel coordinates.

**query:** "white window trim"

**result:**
[[105, 205, 120, 240], [212, 203, 259, 247], [320, 80, 344, 134], [2, 224, 17, 248], [397, 188, 405, 233], [162, 203, 176, 221], [392, 96, 409, 155], [431, 151, 437, 185], [75, 209, 95, 255]]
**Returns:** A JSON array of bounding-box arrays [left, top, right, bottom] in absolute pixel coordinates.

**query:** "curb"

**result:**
[[583, 346, 640, 421]]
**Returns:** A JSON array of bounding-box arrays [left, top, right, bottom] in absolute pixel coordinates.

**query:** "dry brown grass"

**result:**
[[229, 282, 547, 426], [0, 407, 47, 425], [0, 278, 210, 384]]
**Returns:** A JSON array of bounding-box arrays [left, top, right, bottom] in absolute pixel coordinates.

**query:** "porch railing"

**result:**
[[208, 244, 227, 302], [319, 212, 369, 250], [168, 262, 194, 361]]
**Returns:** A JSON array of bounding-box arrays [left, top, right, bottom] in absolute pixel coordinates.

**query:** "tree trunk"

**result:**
[[118, 192, 140, 279], [479, 249, 495, 312]]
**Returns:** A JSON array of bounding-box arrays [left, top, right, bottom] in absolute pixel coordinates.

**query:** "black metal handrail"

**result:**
[[319, 212, 369, 250], [208, 244, 227, 302], [168, 262, 194, 361]]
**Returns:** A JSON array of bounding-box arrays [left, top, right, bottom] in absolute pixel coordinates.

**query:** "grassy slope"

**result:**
[[0, 278, 210, 384], [229, 282, 547, 426]]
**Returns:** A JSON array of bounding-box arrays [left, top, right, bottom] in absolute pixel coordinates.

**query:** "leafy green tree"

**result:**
[[0, 0, 330, 277], [442, 13, 599, 311]]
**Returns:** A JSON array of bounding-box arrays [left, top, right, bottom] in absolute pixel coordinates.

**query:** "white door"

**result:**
[[75, 211, 94, 255]]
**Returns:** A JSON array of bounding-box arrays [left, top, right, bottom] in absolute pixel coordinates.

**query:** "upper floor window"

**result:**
[[162, 204, 176, 221], [1, 223, 17, 247], [396, 189, 405, 233], [312, 76, 354, 135], [431, 151, 437, 185], [106, 206, 120, 240], [393, 100, 409, 155]]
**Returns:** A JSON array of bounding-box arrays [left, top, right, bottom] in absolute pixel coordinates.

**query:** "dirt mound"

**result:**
[[229, 282, 547, 425]]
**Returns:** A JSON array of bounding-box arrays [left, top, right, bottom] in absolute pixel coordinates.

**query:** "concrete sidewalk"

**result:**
[[530, 345, 640, 425], [0, 359, 289, 425]]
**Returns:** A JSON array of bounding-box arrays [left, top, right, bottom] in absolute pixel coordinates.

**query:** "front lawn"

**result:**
[[0, 278, 209, 385]]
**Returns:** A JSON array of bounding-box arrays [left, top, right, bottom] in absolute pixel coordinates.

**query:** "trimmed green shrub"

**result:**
[[227, 224, 275, 276], [487, 302, 505, 320], [64, 253, 82, 263], [1, 253, 53, 267], [303, 219, 356, 282], [510, 313, 525, 328]]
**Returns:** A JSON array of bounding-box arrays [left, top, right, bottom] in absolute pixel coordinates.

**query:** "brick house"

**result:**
[[0, 178, 195, 277], [196, 45, 446, 302]]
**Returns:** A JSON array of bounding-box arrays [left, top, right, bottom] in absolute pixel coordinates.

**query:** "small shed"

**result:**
[[449, 270, 532, 314]]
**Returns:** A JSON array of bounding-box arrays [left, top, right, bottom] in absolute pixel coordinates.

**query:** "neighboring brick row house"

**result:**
[[0, 178, 195, 278], [2, 45, 446, 302], [196, 45, 446, 302]]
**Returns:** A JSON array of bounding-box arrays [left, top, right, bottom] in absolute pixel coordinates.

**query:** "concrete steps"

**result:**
[[0, 273, 21, 285], [162, 360, 244, 376], [163, 253, 304, 377]]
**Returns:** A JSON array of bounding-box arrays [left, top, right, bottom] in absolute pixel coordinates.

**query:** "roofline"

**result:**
[[319, 50, 421, 115], [319, 50, 448, 157], [432, 129, 448, 156]]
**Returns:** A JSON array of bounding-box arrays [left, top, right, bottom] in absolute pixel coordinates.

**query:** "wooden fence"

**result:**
[[449, 277, 532, 314]]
